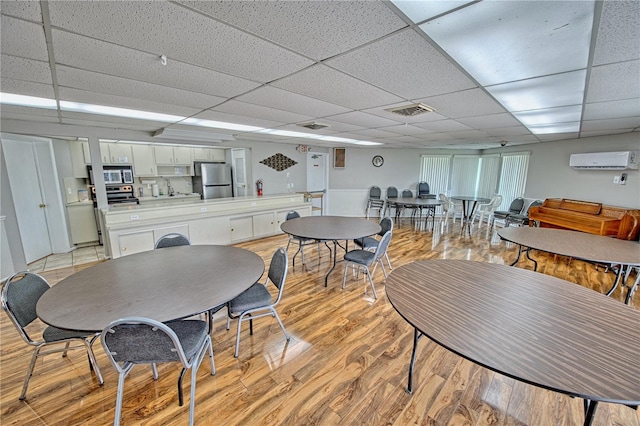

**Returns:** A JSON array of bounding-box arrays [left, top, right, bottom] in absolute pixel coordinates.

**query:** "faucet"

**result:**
[[166, 178, 174, 196]]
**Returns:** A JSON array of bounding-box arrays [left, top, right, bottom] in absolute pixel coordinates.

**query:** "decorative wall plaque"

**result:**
[[259, 153, 297, 171]]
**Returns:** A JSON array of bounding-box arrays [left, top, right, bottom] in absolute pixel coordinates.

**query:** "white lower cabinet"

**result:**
[[117, 231, 155, 257], [253, 212, 275, 238], [230, 216, 253, 242], [153, 224, 189, 245]]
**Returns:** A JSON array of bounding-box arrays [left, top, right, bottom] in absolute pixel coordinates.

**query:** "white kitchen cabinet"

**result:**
[[230, 216, 253, 242], [100, 143, 132, 164], [66, 203, 99, 244], [69, 142, 89, 178], [154, 146, 192, 165], [253, 212, 275, 238], [116, 230, 154, 257], [81, 141, 91, 163], [131, 144, 157, 177], [192, 148, 226, 162]]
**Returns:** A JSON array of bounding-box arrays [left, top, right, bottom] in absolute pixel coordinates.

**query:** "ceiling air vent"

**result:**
[[297, 122, 330, 130], [386, 103, 435, 117]]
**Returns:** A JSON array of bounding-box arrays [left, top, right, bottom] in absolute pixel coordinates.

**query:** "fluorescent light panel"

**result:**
[[153, 128, 235, 143]]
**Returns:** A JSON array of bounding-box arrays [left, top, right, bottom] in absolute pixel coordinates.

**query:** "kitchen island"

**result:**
[[102, 193, 311, 258]]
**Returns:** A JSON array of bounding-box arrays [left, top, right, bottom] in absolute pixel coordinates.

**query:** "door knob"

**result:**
[[39, 203, 46, 208]]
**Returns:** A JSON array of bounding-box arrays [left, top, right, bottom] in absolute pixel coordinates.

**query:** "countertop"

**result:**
[[137, 193, 201, 202]]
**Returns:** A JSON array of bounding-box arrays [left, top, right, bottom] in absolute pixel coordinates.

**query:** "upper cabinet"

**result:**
[[69, 142, 89, 178], [100, 143, 132, 164], [192, 147, 225, 162], [154, 146, 192, 165], [131, 144, 157, 177]]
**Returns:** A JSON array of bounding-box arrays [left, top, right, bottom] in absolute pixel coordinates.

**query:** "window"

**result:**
[[420, 152, 529, 210]]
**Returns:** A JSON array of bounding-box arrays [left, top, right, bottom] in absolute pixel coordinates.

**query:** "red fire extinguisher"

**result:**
[[256, 179, 263, 197]]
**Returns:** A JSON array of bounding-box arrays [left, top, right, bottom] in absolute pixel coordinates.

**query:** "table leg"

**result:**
[[406, 328, 423, 394], [583, 399, 597, 426], [510, 244, 524, 266], [324, 240, 348, 287], [625, 271, 639, 305]]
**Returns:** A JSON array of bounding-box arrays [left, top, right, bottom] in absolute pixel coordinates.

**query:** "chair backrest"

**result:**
[[154, 233, 190, 249], [1, 272, 49, 342], [374, 230, 393, 261], [418, 182, 430, 196], [369, 186, 382, 200], [266, 248, 289, 305], [101, 317, 191, 369], [525, 200, 543, 215], [438, 193, 449, 211], [286, 210, 301, 221], [508, 197, 525, 214], [379, 216, 393, 236], [401, 189, 413, 198], [386, 186, 398, 198]]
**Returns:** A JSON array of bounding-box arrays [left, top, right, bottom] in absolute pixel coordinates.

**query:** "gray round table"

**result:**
[[498, 226, 640, 303], [451, 196, 491, 235], [391, 197, 442, 229], [386, 259, 640, 426], [280, 216, 381, 286], [37, 245, 265, 332]]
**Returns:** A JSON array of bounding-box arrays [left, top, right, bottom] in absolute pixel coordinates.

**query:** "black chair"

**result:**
[[354, 216, 394, 269], [154, 233, 190, 248], [505, 200, 543, 227], [417, 182, 435, 199], [226, 248, 290, 357], [493, 197, 525, 225], [342, 230, 393, 299], [365, 186, 385, 219], [285, 210, 321, 267], [398, 189, 418, 219], [101, 317, 214, 426], [1, 271, 103, 400]]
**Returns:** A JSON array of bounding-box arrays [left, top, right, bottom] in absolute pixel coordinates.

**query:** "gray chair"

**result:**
[[384, 186, 399, 218], [342, 230, 393, 299], [285, 210, 321, 267], [493, 197, 525, 225], [505, 200, 543, 227], [365, 186, 385, 219], [154, 233, 190, 249], [1, 271, 103, 400], [417, 182, 435, 199], [398, 189, 417, 219], [226, 248, 290, 357], [354, 216, 394, 269], [101, 317, 214, 426]]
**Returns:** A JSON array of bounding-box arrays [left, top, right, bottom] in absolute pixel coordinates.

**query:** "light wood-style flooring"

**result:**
[[1, 218, 638, 425]]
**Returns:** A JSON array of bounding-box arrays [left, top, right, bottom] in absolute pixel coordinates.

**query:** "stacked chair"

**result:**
[[365, 186, 385, 219]]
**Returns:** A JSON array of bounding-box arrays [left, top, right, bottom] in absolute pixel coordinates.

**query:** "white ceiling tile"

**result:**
[[583, 99, 640, 120], [381, 124, 438, 136], [418, 89, 506, 118], [51, 30, 261, 99], [587, 61, 640, 103], [179, 1, 407, 60], [327, 29, 476, 99], [535, 132, 580, 142], [0, 1, 42, 21], [235, 86, 350, 118], [348, 128, 403, 139], [1, 55, 51, 84], [592, 0, 640, 65], [212, 100, 313, 125], [58, 87, 202, 118], [1, 17, 48, 61], [60, 111, 167, 131], [56, 67, 226, 110], [581, 117, 640, 132], [191, 110, 285, 130], [414, 119, 471, 132], [446, 129, 489, 139], [483, 126, 533, 138], [272, 65, 404, 110], [327, 111, 401, 128], [47, 1, 313, 83], [456, 113, 522, 129], [421, 1, 593, 85], [580, 129, 636, 138], [1, 78, 55, 99], [391, 1, 475, 23]]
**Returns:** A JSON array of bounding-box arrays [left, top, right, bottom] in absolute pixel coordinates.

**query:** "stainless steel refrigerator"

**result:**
[[192, 162, 233, 199]]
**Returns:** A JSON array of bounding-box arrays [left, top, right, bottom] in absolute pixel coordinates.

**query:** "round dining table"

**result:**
[[280, 216, 381, 286], [386, 259, 640, 426], [450, 195, 491, 235], [391, 197, 442, 229], [37, 245, 265, 332]]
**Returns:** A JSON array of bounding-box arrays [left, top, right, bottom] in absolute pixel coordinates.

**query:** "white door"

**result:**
[[307, 152, 328, 215], [231, 148, 248, 197], [2, 138, 52, 262]]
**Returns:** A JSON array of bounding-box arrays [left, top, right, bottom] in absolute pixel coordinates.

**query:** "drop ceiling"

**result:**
[[1, 0, 638, 149]]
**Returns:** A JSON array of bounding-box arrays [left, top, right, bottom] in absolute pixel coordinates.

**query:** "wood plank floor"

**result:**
[[1, 219, 638, 425]]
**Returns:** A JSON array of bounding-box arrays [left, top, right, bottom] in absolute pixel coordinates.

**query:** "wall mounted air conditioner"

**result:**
[[569, 151, 638, 170]]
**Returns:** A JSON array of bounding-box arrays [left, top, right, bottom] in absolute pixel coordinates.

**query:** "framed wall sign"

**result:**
[[334, 148, 345, 168]]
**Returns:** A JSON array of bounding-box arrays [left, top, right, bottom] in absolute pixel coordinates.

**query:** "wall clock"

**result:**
[[372, 155, 384, 167]]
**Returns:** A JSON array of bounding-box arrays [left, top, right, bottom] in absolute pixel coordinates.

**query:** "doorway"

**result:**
[[306, 152, 328, 215], [231, 148, 248, 197]]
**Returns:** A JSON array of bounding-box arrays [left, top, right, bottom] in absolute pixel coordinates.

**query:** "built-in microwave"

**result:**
[[103, 170, 123, 184], [121, 169, 134, 184]]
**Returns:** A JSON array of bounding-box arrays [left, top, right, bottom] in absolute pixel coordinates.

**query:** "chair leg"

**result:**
[[342, 262, 350, 289], [385, 253, 393, 270], [20, 346, 41, 400], [86, 336, 104, 384], [178, 367, 187, 406], [234, 313, 246, 357], [61, 341, 71, 357], [114, 371, 127, 426], [271, 308, 290, 341], [207, 337, 215, 375], [364, 266, 377, 299], [151, 363, 159, 379]]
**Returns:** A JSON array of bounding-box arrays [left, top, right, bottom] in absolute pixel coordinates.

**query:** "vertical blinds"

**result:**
[[497, 152, 530, 210], [420, 155, 451, 195]]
